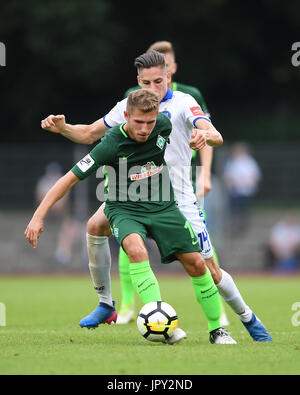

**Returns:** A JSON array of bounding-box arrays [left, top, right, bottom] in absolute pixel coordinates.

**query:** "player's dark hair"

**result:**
[[127, 89, 159, 114], [134, 50, 166, 74]]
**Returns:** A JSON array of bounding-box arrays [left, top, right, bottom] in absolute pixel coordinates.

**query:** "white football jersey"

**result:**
[[103, 89, 211, 205]]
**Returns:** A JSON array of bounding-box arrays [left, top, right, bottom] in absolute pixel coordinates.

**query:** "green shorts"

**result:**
[[104, 204, 201, 264]]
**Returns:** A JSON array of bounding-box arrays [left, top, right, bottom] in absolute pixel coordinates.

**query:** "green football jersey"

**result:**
[[71, 113, 175, 213]]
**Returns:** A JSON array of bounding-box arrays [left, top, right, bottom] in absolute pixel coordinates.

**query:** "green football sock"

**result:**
[[129, 260, 161, 304], [118, 247, 135, 307], [212, 247, 227, 316], [202, 207, 228, 319], [191, 268, 221, 332]]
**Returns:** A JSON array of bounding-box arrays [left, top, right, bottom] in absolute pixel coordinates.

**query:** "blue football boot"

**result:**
[[242, 313, 272, 342], [79, 301, 117, 329]]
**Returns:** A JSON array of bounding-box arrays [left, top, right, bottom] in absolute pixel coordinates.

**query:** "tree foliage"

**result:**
[[0, 0, 299, 143]]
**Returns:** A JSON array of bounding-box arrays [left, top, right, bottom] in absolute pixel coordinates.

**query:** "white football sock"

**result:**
[[216, 269, 252, 323], [86, 233, 113, 307]]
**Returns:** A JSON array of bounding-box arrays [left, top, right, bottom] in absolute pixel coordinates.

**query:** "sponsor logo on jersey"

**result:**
[[77, 154, 95, 173], [190, 106, 205, 117], [130, 162, 163, 181]]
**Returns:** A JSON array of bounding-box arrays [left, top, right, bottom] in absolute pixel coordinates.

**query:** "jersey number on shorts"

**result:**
[[198, 229, 210, 252]]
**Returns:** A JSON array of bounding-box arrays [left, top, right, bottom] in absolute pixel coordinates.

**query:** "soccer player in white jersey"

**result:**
[[118, 41, 229, 326], [41, 50, 272, 342]]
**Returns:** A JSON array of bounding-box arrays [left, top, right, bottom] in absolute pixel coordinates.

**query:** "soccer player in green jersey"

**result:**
[[40, 50, 272, 342], [118, 41, 229, 326], [26, 89, 236, 344]]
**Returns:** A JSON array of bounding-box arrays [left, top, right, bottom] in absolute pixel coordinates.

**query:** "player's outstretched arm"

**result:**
[[25, 171, 80, 248], [190, 118, 223, 149], [41, 115, 109, 144], [198, 145, 213, 198]]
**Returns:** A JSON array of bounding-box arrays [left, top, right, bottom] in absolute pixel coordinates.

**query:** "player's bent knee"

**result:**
[[191, 259, 207, 277], [123, 245, 147, 263], [179, 252, 207, 277], [86, 217, 102, 236], [122, 234, 148, 263], [87, 216, 111, 237]]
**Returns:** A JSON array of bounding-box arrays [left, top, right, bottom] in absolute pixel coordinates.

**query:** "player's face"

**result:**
[[164, 53, 177, 76], [137, 66, 170, 102], [124, 108, 158, 143]]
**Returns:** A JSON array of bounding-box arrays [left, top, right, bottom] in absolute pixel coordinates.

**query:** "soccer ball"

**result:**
[[137, 301, 178, 342]]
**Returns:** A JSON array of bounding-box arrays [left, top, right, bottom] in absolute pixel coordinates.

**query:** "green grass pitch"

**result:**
[[0, 274, 299, 375]]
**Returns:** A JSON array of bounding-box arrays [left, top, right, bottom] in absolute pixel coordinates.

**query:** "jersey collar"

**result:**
[[120, 123, 128, 138], [160, 88, 173, 102]]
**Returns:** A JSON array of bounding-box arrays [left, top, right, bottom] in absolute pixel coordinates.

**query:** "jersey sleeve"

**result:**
[[186, 87, 209, 116], [103, 98, 127, 129], [195, 90, 210, 118], [181, 94, 212, 128], [71, 134, 117, 180]]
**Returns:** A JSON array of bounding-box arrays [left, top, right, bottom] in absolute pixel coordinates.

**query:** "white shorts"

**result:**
[[178, 201, 213, 259]]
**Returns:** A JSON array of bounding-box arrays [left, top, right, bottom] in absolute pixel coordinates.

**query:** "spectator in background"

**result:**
[[266, 216, 300, 272], [36, 162, 80, 265], [223, 142, 261, 236]]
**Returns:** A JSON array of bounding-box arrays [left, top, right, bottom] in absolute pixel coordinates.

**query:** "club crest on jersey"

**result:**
[[156, 135, 166, 150]]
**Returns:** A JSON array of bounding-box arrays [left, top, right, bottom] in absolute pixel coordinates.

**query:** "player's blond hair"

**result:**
[[127, 89, 159, 114], [147, 41, 175, 58]]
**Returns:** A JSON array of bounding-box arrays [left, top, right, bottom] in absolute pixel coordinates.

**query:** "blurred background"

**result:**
[[0, 0, 300, 275]]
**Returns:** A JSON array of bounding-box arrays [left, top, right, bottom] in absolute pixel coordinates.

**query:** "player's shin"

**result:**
[[211, 249, 230, 326], [216, 268, 252, 322], [129, 260, 161, 304], [191, 269, 222, 332], [86, 233, 113, 306], [119, 247, 135, 306]]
